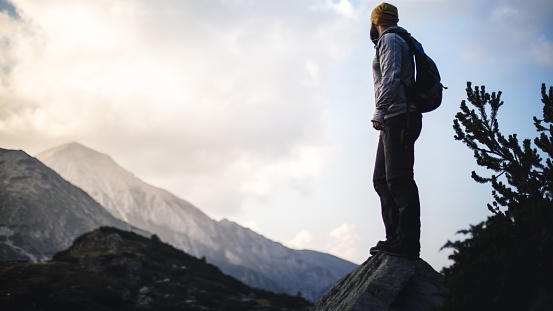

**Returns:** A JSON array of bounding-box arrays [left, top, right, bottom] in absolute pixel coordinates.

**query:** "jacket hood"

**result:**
[[372, 26, 409, 46]]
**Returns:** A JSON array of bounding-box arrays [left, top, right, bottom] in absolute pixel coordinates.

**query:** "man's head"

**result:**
[[371, 2, 399, 27]]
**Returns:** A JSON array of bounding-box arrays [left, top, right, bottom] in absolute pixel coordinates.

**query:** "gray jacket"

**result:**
[[372, 26, 415, 123]]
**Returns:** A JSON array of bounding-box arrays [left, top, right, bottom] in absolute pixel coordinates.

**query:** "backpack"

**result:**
[[387, 29, 446, 113]]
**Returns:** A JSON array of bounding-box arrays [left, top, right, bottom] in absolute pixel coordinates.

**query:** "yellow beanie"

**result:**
[[371, 2, 399, 26]]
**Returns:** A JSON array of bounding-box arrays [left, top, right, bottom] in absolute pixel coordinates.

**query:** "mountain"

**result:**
[[0, 226, 312, 311], [0, 148, 147, 262], [311, 253, 447, 311], [37, 142, 357, 301]]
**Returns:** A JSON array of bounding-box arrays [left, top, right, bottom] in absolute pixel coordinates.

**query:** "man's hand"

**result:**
[[372, 121, 385, 131]]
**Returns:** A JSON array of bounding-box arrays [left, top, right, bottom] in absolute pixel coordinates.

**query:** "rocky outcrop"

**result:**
[[311, 252, 447, 311]]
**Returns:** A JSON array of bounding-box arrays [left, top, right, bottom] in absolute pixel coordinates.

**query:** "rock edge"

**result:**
[[311, 252, 447, 311]]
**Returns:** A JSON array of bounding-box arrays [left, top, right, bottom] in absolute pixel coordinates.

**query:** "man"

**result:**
[[369, 2, 422, 259]]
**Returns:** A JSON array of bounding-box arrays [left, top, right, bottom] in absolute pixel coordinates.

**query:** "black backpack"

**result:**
[[387, 29, 446, 113]]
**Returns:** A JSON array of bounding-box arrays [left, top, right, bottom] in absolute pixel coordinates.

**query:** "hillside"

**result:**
[[0, 226, 311, 311], [0, 148, 146, 262], [37, 142, 356, 301]]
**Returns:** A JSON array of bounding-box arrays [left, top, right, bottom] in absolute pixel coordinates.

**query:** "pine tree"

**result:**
[[441, 82, 553, 310]]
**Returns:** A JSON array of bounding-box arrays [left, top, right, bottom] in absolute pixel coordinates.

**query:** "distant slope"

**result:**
[[37, 142, 357, 301], [0, 226, 312, 311], [0, 148, 146, 262]]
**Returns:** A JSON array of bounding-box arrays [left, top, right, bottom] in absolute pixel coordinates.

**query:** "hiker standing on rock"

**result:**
[[369, 2, 422, 259]]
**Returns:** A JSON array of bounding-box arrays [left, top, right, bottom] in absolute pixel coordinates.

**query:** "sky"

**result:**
[[1, 0, 552, 270]]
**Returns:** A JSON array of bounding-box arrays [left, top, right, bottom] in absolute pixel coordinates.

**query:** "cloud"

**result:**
[[442, 0, 553, 77], [531, 35, 553, 68], [322, 0, 354, 18], [286, 229, 314, 250], [0, 0, 365, 217], [325, 223, 361, 262], [490, 6, 519, 22]]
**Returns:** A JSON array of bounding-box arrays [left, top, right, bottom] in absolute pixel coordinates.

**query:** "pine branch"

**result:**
[[453, 82, 553, 213]]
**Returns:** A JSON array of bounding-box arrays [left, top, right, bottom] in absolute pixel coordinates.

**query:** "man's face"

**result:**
[[370, 23, 379, 41]]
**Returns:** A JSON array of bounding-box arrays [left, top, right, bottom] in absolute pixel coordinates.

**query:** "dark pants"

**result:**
[[373, 112, 422, 248]]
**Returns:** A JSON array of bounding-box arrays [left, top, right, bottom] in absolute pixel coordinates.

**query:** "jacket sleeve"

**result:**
[[372, 34, 403, 123]]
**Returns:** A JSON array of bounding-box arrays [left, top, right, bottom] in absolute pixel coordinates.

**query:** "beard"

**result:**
[[370, 23, 380, 42]]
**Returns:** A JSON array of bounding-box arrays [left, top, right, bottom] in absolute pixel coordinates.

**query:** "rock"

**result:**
[[311, 252, 447, 311]]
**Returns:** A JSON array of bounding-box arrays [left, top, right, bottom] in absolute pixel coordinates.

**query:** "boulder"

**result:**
[[311, 252, 447, 311]]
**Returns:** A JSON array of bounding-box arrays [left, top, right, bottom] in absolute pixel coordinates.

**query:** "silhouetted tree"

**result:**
[[441, 82, 553, 311]]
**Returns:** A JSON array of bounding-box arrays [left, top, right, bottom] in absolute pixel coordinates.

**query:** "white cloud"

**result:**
[[325, 223, 361, 262], [531, 35, 553, 68], [286, 229, 314, 250], [237, 144, 328, 198], [490, 6, 519, 22], [324, 0, 354, 18], [453, 0, 553, 73], [0, 0, 365, 217], [305, 59, 320, 78]]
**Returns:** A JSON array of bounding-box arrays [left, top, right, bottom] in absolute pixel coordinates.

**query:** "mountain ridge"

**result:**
[[36, 142, 357, 301], [0, 148, 147, 262]]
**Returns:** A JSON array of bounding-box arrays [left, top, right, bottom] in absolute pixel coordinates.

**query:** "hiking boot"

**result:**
[[379, 239, 420, 259], [369, 240, 389, 256], [369, 244, 380, 256]]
